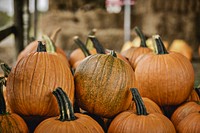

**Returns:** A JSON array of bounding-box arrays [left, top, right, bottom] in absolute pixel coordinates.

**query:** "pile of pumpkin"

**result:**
[[0, 27, 200, 133]]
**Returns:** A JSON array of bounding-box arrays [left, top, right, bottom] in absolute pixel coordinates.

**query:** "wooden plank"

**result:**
[[0, 24, 15, 42], [14, 0, 24, 56]]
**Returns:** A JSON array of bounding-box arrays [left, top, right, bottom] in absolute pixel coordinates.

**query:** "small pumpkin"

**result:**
[[34, 87, 104, 133], [169, 39, 193, 61], [135, 35, 194, 106], [107, 88, 176, 133], [121, 26, 152, 70], [171, 101, 200, 128], [186, 87, 200, 102], [0, 77, 29, 133], [6, 42, 74, 117], [74, 51, 135, 118]]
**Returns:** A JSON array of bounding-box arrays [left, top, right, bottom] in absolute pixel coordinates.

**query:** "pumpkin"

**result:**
[[107, 88, 176, 133], [74, 51, 135, 118], [186, 88, 200, 102], [0, 77, 29, 133], [121, 26, 152, 70], [169, 39, 193, 61], [176, 112, 200, 133], [171, 101, 200, 128], [129, 97, 163, 114], [34, 87, 104, 133], [6, 42, 74, 117], [135, 35, 194, 106]]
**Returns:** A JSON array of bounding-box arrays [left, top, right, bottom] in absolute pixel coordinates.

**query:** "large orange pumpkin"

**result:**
[[135, 35, 194, 106], [107, 88, 176, 133], [0, 77, 29, 133], [6, 42, 74, 117], [74, 51, 135, 118], [34, 87, 104, 133]]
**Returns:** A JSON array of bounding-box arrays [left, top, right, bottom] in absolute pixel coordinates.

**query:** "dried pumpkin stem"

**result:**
[[130, 88, 148, 115], [153, 35, 168, 54], [0, 63, 11, 77], [0, 77, 6, 114], [42, 35, 56, 53], [52, 90, 66, 121], [89, 35, 106, 54], [86, 29, 97, 50], [74, 36, 91, 57], [56, 87, 76, 121], [50, 27, 61, 43], [110, 50, 117, 58], [37, 41, 46, 52], [134, 26, 147, 47]]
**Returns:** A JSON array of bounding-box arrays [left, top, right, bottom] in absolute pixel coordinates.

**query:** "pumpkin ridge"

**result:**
[[38, 52, 47, 115], [172, 53, 194, 102], [9, 115, 21, 132], [93, 55, 111, 114]]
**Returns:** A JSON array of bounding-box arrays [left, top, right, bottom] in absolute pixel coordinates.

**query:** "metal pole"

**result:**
[[34, 0, 38, 39], [124, 0, 131, 42]]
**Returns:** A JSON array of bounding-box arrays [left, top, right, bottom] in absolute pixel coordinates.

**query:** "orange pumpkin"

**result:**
[[135, 35, 194, 106], [34, 87, 104, 133], [107, 88, 176, 133], [121, 26, 152, 70], [0, 77, 29, 133], [186, 88, 200, 102], [74, 51, 135, 118], [171, 101, 200, 128], [6, 42, 74, 117]]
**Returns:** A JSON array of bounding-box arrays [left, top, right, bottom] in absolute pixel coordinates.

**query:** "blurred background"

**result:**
[[0, 0, 200, 85]]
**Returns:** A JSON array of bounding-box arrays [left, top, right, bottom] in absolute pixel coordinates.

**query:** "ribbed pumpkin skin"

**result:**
[[0, 113, 28, 133], [6, 52, 74, 116], [186, 89, 200, 102], [121, 47, 152, 69], [135, 52, 194, 106], [74, 54, 135, 118], [108, 111, 176, 133], [34, 113, 104, 133], [129, 97, 163, 114], [176, 112, 200, 133], [171, 102, 200, 128]]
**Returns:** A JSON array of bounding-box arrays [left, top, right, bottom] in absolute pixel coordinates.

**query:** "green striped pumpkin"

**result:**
[[74, 51, 136, 118]]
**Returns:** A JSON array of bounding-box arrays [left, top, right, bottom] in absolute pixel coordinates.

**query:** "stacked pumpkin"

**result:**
[[0, 26, 199, 133]]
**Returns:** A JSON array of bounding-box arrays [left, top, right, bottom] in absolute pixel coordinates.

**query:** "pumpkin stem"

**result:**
[[130, 88, 148, 115], [110, 50, 117, 58], [89, 35, 106, 54], [73, 36, 91, 57], [0, 63, 11, 77], [86, 28, 97, 51], [152, 35, 168, 54], [134, 26, 147, 47], [0, 77, 6, 114], [42, 35, 56, 53], [50, 27, 61, 43], [37, 41, 46, 52], [53, 87, 76, 121]]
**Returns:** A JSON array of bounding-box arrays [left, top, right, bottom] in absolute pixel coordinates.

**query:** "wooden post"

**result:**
[[14, 0, 24, 56], [34, 0, 38, 38]]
